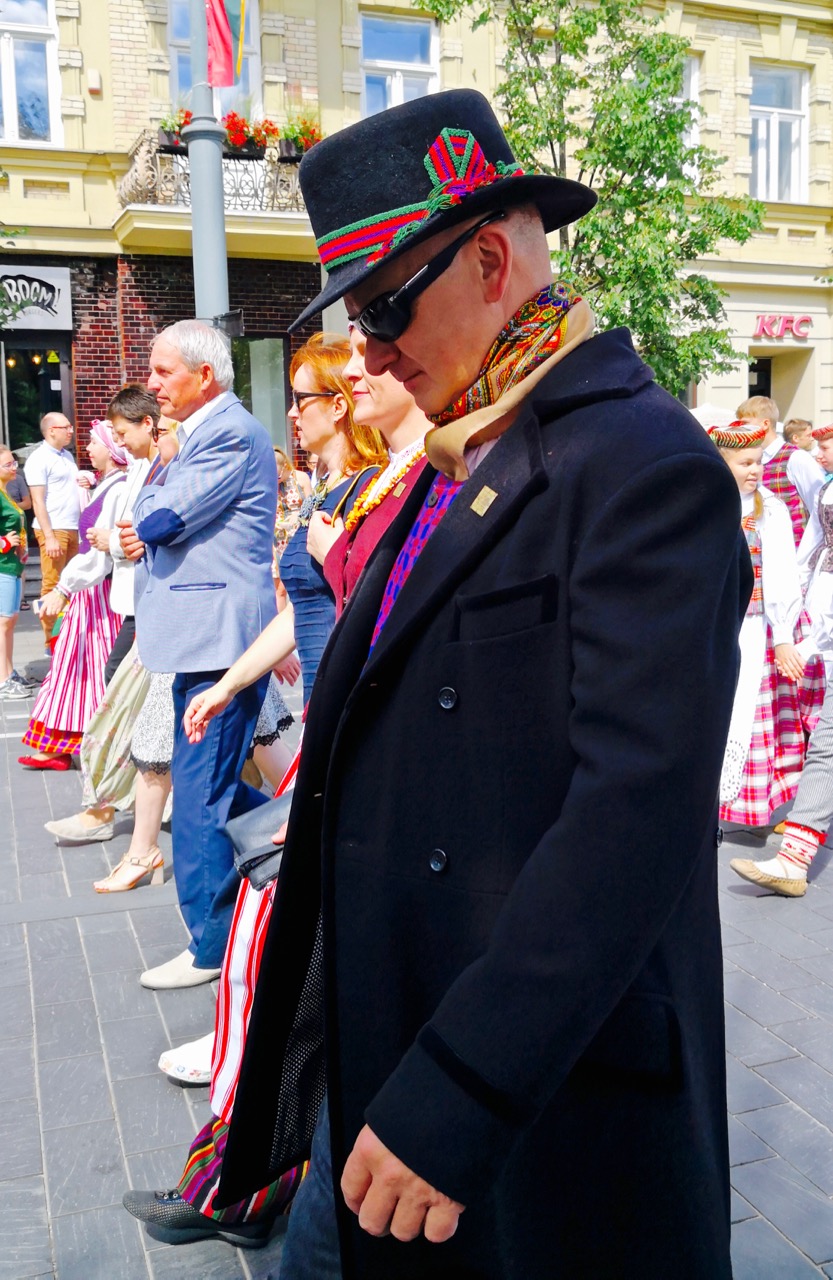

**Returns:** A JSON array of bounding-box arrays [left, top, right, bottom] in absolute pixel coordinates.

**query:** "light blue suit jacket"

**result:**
[[132, 394, 278, 674]]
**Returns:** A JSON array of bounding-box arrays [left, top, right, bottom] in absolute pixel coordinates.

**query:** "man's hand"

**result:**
[[183, 680, 234, 744], [341, 1125, 465, 1244], [44, 532, 61, 559], [775, 642, 806, 682], [116, 520, 145, 562], [87, 527, 112, 553], [39, 588, 67, 618], [273, 653, 301, 685]]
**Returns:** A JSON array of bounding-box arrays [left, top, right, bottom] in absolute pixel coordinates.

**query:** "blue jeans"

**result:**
[[0, 573, 21, 618], [280, 1099, 343, 1280], [171, 670, 269, 969]]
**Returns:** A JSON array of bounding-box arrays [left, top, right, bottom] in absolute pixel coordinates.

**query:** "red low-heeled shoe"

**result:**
[[18, 754, 72, 771]]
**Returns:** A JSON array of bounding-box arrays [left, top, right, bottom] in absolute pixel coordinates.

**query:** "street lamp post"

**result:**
[[180, 0, 229, 320]]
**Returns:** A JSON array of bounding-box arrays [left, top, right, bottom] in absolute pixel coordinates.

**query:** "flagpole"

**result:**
[[180, 0, 229, 320]]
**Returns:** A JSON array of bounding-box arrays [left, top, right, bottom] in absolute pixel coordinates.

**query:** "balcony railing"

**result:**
[[117, 129, 306, 215]]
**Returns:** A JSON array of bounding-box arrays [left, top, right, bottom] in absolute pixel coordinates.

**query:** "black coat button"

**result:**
[[438, 686, 457, 710], [716, 828, 723, 847], [429, 849, 448, 873], [426, 489, 439, 508]]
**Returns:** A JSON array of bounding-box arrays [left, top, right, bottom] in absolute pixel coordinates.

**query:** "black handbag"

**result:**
[[223, 791, 293, 890]]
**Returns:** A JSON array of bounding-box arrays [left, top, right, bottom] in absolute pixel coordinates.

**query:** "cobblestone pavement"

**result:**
[[4, 607, 833, 1276]]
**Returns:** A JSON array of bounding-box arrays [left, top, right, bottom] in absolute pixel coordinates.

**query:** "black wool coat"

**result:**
[[218, 329, 750, 1279]]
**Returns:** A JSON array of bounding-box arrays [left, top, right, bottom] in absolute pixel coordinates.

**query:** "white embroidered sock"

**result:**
[[752, 824, 822, 881]]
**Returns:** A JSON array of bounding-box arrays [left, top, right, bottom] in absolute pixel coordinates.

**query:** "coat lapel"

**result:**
[[357, 410, 548, 680]]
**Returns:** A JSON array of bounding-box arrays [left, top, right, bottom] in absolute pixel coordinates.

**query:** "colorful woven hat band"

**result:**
[[812, 424, 833, 442], [316, 128, 530, 273], [707, 421, 767, 449]]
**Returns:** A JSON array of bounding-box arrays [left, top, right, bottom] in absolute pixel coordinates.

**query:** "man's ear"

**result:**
[[476, 222, 514, 305]]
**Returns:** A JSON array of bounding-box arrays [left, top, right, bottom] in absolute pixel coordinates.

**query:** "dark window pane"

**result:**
[[362, 16, 431, 65], [14, 40, 49, 141]]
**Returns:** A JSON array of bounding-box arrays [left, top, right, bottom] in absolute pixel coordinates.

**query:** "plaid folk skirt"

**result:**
[[720, 620, 825, 827]]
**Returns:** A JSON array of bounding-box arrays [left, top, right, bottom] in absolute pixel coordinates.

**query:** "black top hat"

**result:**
[[290, 89, 596, 331]]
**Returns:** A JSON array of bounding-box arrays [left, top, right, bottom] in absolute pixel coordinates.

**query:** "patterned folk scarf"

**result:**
[[425, 285, 596, 481], [430, 282, 581, 427]]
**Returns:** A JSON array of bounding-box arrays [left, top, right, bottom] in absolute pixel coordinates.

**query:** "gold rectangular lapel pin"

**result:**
[[471, 485, 498, 517], [392, 481, 407, 497]]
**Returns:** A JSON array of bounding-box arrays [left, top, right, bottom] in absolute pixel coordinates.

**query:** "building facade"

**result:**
[[1, 0, 832, 453]]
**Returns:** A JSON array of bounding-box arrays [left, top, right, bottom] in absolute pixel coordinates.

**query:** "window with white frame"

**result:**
[[680, 55, 700, 149], [0, 0, 62, 145], [168, 0, 262, 118], [361, 14, 438, 118], [750, 64, 807, 203]]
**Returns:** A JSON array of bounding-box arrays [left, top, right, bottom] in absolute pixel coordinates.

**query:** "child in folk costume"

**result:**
[[711, 422, 825, 830], [732, 423, 833, 895]]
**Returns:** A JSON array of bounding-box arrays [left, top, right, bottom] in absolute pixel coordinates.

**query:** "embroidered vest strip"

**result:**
[[762, 443, 806, 546], [741, 513, 763, 617]]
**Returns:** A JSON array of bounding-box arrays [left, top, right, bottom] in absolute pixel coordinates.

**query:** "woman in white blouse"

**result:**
[[709, 421, 824, 829]]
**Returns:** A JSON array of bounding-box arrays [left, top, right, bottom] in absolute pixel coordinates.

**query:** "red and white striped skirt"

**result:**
[[22, 581, 121, 756]]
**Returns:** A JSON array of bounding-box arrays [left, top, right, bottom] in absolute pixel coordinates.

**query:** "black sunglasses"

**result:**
[[352, 210, 507, 344], [291, 389, 338, 411]]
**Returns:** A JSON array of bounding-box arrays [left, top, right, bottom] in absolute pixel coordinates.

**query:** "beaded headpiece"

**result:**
[[707, 421, 767, 449], [812, 424, 833, 442]]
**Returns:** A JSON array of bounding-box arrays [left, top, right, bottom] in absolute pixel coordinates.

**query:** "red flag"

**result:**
[[206, 0, 244, 87]]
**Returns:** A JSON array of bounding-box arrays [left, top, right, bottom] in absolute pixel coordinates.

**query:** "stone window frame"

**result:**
[[167, 0, 263, 118], [0, 0, 63, 146], [359, 10, 440, 118], [749, 61, 809, 204]]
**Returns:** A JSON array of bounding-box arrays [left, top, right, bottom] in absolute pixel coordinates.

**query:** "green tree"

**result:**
[[425, 0, 764, 395]]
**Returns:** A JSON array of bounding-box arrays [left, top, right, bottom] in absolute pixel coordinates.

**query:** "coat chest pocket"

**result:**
[[452, 575, 558, 643]]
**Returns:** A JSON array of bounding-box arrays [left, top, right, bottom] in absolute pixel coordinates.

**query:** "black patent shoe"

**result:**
[[122, 1188, 276, 1247]]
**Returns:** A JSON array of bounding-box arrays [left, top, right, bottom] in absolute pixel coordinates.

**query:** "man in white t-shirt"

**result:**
[[24, 412, 81, 648]]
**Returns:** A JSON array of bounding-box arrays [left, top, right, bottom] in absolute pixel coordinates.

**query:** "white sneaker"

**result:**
[[140, 949, 221, 990], [158, 1032, 214, 1086], [0, 678, 30, 701]]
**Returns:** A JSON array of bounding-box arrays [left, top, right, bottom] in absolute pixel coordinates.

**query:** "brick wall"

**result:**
[[64, 253, 321, 456]]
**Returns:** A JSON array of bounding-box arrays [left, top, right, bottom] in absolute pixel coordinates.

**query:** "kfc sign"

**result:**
[[754, 314, 812, 340]]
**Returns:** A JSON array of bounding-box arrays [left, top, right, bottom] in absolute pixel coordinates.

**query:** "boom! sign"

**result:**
[[0, 264, 72, 330], [753, 314, 813, 340]]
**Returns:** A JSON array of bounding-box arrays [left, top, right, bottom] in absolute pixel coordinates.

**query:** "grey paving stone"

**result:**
[[100, 1014, 169, 1082], [129, 906, 189, 949], [726, 1055, 788, 1115], [43, 1119, 125, 1216], [125, 1145, 191, 1194], [0, 1098, 43, 1180], [90, 968, 157, 1022], [82, 927, 143, 975], [769, 1017, 833, 1076], [0, 1038, 35, 1104], [741, 1102, 833, 1197], [30, 956, 93, 1007], [51, 1203, 149, 1280], [729, 942, 819, 993], [783, 983, 833, 1021], [79, 910, 135, 936], [731, 1215, 824, 1279], [23, 842, 64, 876], [154, 987, 217, 1045], [111, 1074, 197, 1156], [0, 980, 34, 1041], [722, 922, 753, 947], [728, 1114, 775, 1166], [0, 926, 29, 989], [795, 952, 833, 985], [757, 1056, 833, 1130], [27, 916, 82, 962], [731, 1155, 833, 1266], [146, 1236, 248, 1278], [724, 1004, 799, 1068], [61, 846, 111, 886], [18, 872, 69, 902], [248, 1222, 288, 1276], [0, 1175, 53, 1280], [730, 1189, 757, 1224], [35, 998, 101, 1062], [38, 1054, 113, 1130], [724, 969, 809, 1027]]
